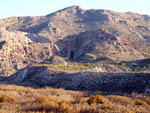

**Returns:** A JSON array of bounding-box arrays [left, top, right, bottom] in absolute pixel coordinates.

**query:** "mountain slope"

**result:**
[[0, 6, 150, 76]]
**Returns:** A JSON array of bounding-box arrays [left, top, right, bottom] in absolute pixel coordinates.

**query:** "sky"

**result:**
[[0, 0, 150, 19]]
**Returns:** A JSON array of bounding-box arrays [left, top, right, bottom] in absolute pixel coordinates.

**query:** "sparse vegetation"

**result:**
[[0, 95, 16, 103], [87, 95, 106, 105], [125, 110, 135, 113], [59, 101, 76, 113], [134, 99, 147, 106], [32, 62, 95, 72], [121, 62, 127, 67], [102, 104, 113, 109], [131, 63, 138, 67], [0, 84, 149, 113], [40, 100, 59, 111]]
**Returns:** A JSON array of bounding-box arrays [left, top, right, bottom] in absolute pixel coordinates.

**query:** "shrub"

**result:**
[[78, 98, 87, 104], [131, 63, 138, 67], [102, 104, 113, 109], [59, 101, 76, 113], [35, 96, 59, 111], [41, 100, 59, 111], [84, 63, 93, 67], [114, 61, 120, 65], [143, 66, 147, 70], [35, 96, 49, 103], [80, 108, 99, 113], [125, 110, 135, 113], [121, 62, 127, 67], [134, 99, 147, 106], [87, 95, 106, 105], [128, 68, 133, 72], [0, 95, 16, 103]]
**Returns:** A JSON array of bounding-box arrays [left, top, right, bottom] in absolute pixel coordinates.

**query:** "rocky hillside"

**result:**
[[0, 5, 150, 77], [0, 27, 52, 76], [3, 64, 150, 93]]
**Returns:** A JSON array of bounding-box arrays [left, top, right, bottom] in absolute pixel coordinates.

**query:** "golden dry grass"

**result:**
[[87, 95, 106, 105], [0, 95, 16, 103], [125, 110, 135, 113], [0, 84, 150, 113], [134, 99, 147, 106]]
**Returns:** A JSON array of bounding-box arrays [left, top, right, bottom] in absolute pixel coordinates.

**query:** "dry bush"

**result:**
[[87, 95, 106, 105], [59, 101, 76, 113], [102, 104, 113, 109], [35, 96, 59, 112], [0, 95, 16, 103], [78, 98, 88, 104], [129, 93, 150, 105], [108, 96, 134, 105], [40, 101, 59, 111], [80, 108, 99, 113], [35, 96, 49, 103], [1, 84, 150, 113], [134, 99, 147, 106], [125, 110, 135, 113], [0, 84, 20, 91], [23, 87, 33, 94]]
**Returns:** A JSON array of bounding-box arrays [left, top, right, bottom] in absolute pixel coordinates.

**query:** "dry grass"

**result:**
[[134, 99, 147, 106], [39, 100, 59, 112], [87, 95, 106, 105], [80, 108, 99, 113], [107, 95, 134, 105], [0, 95, 16, 103], [125, 110, 135, 113], [102, 104, 113, 110], [59, 101, 76, 113], [0, 84, 150, 113]]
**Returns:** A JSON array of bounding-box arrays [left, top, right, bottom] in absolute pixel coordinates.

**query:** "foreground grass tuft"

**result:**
[[59, 101, 76, 113], [125, 110, 135, 113], [35, 96, 59, 112], [87, 95, 106, 105], [134, 99, 147, 106], [0, 95, 16, 103]]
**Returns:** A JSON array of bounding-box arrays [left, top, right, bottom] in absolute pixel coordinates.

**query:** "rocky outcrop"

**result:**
[[4, 65, 150, 93], [0, 27, 52, 76]]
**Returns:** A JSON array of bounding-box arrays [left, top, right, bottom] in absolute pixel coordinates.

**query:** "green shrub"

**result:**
[[131, 63, 138, 67], [84, 63, 93, 67], [114, 61, 120, 65], [121, 62, 127, 67]]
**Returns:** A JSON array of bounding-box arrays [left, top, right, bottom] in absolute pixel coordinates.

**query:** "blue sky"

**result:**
[[0, 0, 150, 19]]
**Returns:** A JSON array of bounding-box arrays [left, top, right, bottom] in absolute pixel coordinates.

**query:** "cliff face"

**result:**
[[0, 6, 150, 76], [0, 27, 52, 76]]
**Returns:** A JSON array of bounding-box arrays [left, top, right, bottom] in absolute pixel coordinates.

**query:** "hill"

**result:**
[[0, 6, 150, 76]]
